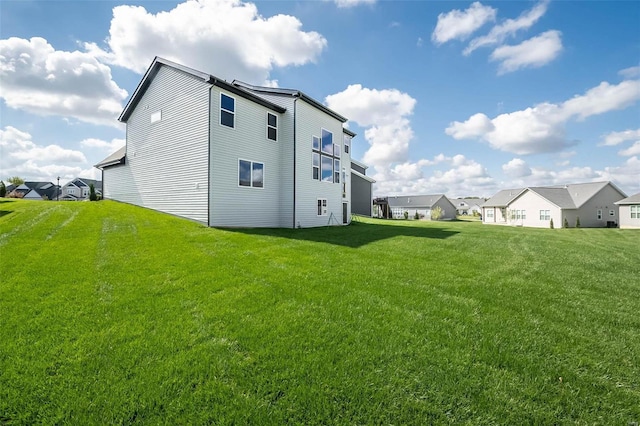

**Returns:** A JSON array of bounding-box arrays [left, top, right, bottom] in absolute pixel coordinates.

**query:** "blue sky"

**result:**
[[1, 0, 639, 197]]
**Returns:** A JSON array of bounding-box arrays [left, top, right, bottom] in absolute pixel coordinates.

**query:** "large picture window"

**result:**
[[313, 128, 341, 183], [238, 159, 264, 188], [267, 113, 277, 141], [221, 93, 235, 128]]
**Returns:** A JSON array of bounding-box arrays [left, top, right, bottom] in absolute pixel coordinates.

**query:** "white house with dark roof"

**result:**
[[615, 193, 640, 229], [96, 57, 366, 228], [379, 194, 456, 220], [482, 181, 627, 228], [60, 178, 102, 201]]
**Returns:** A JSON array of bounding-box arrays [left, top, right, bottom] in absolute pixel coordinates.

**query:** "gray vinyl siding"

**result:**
[[209, 88, 286, 227], [109, 65, 211, 223], [351, 174, 372, 216], [294, 100, 345, 227]]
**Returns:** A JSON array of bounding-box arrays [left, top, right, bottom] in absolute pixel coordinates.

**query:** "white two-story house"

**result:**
[[96, 57, 367, 228]]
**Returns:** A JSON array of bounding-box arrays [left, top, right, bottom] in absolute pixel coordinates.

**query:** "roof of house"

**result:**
[[118, 57, 286, 123], [14, 181, 60, 200], [343, 128, 356, 137], [232, 80, 348, 123], [351, 158, 368, 170], [351, 169, 376, 183], [482, 188, 526, 207], [386, 194, 450, 208], [615, 192, 640, 205], [95, 146, 126, 169], [450, 197, 485, 208]]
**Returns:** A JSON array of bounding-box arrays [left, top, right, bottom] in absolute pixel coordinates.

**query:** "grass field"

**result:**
[[1, 199, 639, 424]]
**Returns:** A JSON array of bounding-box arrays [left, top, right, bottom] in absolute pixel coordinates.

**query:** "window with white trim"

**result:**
[[344, 134, 351, 154], [267, 113, 277, 141], [597, 209, 602, 220], [631, 205, 640, 219], [609, 210, 615, 216], [220, 93, 235, 128], [238, 159, 264, 188], [317, 199, 327, 216], [313, 129, 341, 183], [540, 210, 550, 221], [486, 209, 494, 218]]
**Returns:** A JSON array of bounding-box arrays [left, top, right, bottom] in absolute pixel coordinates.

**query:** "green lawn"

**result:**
[[1, 199, 639, 424]]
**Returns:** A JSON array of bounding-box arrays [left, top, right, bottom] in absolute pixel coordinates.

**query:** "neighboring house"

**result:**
[[7, 182, 59, 200], [450, 197, 484, 215], [60, 178, 102, 201], [615, 193, 640, 229], [350, 157, 375, 217], [96, 56, 367, 228], [378, 194, 457, 220], [482, 181, 627, 228]]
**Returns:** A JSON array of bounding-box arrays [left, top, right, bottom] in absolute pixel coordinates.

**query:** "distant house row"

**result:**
[[3, 178, 102, 201], [373, 181, 639, 229]]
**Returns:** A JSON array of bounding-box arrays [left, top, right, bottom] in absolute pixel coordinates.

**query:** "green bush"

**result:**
[[414, 211, 420, 220], [550, 218, 554, 229], [403, 211, 408, 220], [576, 217, 581, 228], [563, 218, 569, 228]]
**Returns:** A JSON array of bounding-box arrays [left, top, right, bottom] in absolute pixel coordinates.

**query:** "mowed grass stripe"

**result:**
[[1, 199, 638, 424]]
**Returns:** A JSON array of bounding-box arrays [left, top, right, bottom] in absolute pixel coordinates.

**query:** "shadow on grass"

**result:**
[[0, 210, 11, 218], [225, 220, 459, 248]]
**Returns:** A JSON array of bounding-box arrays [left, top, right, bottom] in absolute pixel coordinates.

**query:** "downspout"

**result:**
[[293, 97, 298, 229], [207, 86, 212, 227]]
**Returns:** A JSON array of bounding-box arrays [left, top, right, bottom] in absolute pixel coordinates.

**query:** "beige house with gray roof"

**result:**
[[482, 182, 627, 228], [615, 193, 640, 229]]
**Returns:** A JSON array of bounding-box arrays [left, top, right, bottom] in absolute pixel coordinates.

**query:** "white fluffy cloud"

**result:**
[[619, 66, 640, 79], [464, 0, 550, 55], [80, 137, 126, 153], [332, 0, 375, 8], [431, 2, 496, 45], [601, 129, 640, 146], [446, 78, 640, 155], [0, 37, 128, 127], [0, 126, 91, 182], [325, 84, 416, 169], [85, 0, 326, 85], [619, 142, 640, 157], [373, 154, 495, 197], [490, 30, 562, 74], [502, 158, 532, 178]]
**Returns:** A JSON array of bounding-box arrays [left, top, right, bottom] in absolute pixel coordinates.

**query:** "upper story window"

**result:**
[[313, 129, 341, 184], [267, 113, 277, 141], [238, 159, 264, 188], [321, 129, 333, 155], [344, 134, 351, 154], [220, 93, 235, 128]]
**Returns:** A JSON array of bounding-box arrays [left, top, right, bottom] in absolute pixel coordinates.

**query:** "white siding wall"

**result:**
[[209, 88, 285, 227], [105, 65, 211, 223], [508, 191, 561, 228], [294, 100, 345, 228], [619, 205, 640, 229]]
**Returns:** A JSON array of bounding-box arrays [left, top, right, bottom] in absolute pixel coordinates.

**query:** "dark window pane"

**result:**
[[252, 162, 264, 188], [313, 167, 319, 180], [268, 113, 277, 127], [317, 200, 322, 215], [239, 160, 251, 186], [221, 110, 234, 128], [221, 94, 235, 112], [268, 127, 277, 141]]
